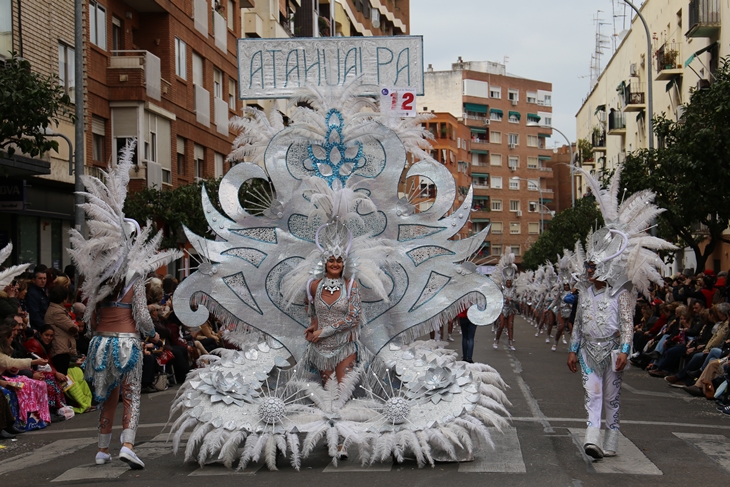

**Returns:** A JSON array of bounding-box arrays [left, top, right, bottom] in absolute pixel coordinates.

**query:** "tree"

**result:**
[[521, 197, 603, 270], [620, 56, 730, 272], [0, 54, 73, 159], [124, 177, 273, 249]]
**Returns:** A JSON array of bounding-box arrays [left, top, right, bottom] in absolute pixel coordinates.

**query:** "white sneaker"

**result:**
[[545, 338, 550, 343], [509, 343, 516, 351], [95, 452, 112, 465], [563, 337, 568, 344], [448, 335, 454, 342], [551, 344, 557, 352], [493, 341, 498, 349], [119, 446, 145, 470], [534, 332, 539, 337]]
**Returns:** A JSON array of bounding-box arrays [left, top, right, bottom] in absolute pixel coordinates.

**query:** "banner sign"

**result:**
[[237, 36, 424, 99], [0, 180, 25, 211], [379, 87, 416, 117]]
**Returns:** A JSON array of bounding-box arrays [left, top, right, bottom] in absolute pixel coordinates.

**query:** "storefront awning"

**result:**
[[464, 103, 488, 114]]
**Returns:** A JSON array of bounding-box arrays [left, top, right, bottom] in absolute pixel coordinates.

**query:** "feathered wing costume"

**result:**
[[569, 164, 675, 456], [0, 242, 31, 287], [168, 82, 510, 470], [69, 139, 182, 402]]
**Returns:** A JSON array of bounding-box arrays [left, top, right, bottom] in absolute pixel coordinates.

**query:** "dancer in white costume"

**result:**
[[69, 141, 181, 469], [492, 252, 518, 350], [566, 165, 675, 459]]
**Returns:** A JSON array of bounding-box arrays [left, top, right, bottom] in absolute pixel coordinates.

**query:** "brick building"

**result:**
[[545, 144, 574, 214], [417, 59, 555, 265], [1, 0, 411, 271]]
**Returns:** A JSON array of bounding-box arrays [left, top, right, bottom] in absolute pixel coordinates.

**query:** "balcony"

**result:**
[[244, 12, 264, 37], [655, 43, 682, 80], [470, 138, 489, 153], [607, 111, 626, 135], [592, 131, 606, 153], [195, 84, 211, 127], [687, 0, 721, 37], [620, 81, 646, 112], [213, 11, 227, 53], [107, 50, 161, 101], [214, 97, 229, 136]]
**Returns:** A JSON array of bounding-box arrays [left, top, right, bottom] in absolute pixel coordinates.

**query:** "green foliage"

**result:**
[[0, 53, 73, 159], [123, 177, 273, 249], [620, 56, 730, 272], [521, 198, 604, 270], [577, 138, 593, 162]]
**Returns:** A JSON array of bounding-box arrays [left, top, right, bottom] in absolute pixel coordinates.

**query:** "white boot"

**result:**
[[603, 429, 619, 457], [584, 427, 604, 459]]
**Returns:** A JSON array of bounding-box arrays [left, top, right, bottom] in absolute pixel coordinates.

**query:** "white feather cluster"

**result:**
[[0, 242, 31, 287]]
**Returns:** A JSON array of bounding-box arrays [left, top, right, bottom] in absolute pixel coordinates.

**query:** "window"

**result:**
[[542, 115, 552, 126], [58, 43, 75, 103], [527, 179, 539, 191], [175, 38, 187, 79], [89, 1, 107, 49], [491, 199, 502, 211], [527, 91, 537, 104], [490, 176, 502, 189], [508, 89, 519, 102], [0, 0, 11, 58], [192, 51, 204, 86], [215, 152, 224, 178], [509, 179, 519, 190], [529, 222, 540, 234], [509, 200, 520, 212], [490, 131, 502, 144], [227, 0, 235, 30], [490, 87, 501, 99], [527, 135, 538, 147], [145, 117, 157, 163], [508, 112, 519, 123], [177, 137, 186, 175], [91, 116, 105, 162], [542, 94, 552, 106], [490, 154, 502, 166], [472, 175, 488, 187], [492, 245, 502, 256], [510, 245, 521, 256], [112, 16, 122, 52], [527, 156, 539, 169], [228, 78, 236, 110], [211, 69, 222, 100], [490, 111, 502, 122], [510, 222, 521, 234], [529, 201, 538, 212], [194, 144, 205, 179], [491, 222, 503, 234], [508, 156, 519, 170], [508, 133, 519, 146]]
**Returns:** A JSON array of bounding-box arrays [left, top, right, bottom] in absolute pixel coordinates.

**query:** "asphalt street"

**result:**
[[1, 315, 728, 487]]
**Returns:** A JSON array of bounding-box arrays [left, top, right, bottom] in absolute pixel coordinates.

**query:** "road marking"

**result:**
[[567, 428, 662, 475], [508, 354, 554, 433], [324, 459, 393, 472], [51, 463, 130, 482], [24, 422, 170, 436], [511, 416, 730, 430], [622, 383, 692, 402], [458, 427, 526, 473], [188, 463, 264, 476], [673, 432, 730, 473], [0, 438, 96, 475]]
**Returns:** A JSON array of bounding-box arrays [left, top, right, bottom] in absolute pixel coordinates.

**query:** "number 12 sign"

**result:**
[[380, 87, 417, 117]]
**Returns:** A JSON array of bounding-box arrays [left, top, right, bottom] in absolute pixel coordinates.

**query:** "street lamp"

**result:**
[[527, 121, 575, 208], [40, 125, 84, 232], [623, 0, 655, 149], [511, 176, 544, 234]]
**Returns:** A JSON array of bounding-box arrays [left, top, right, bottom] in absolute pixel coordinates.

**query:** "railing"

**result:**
[[656, 43, 680, 73], [592, 131, 606, 148], [108, 50, 161, 101], [608, 111, 626, 131], [688, 0, 721, 37], [464, 112, 489, 123], [537, 99, 552, 107], [624, 81, 646, 106], [537, 166, 553, 174]]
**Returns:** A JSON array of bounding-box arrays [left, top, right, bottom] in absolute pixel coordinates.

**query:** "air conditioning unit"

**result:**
[[629, 63, 638, 76], [509, 142, 516, 149], [483, 119, 490, 125], [511, 99, 518, 106], [516, 210, 522, 217], [509, 164, 517, 171]]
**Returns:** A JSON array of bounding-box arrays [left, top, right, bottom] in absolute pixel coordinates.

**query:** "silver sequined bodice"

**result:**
[[314, 281, 359, 354]]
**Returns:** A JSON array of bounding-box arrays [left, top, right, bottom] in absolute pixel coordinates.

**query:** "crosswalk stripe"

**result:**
[[459, 427, 526, 473], [567, 428, 662, 475], [0, 438, 96, 476], [673, 432, 730, 473]]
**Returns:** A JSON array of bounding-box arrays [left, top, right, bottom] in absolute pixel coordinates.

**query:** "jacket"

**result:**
[[44, 302, 78, 357], [26, 284, 49, 330], [0, 291, 19, 321]]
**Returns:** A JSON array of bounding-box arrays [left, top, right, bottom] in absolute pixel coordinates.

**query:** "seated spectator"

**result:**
[[26, 267, 49, 332], [45, 283, 79, 375], [21, 325, 68, 414], [0, 280, 20, 322], [0, 323, 53, 429], [72, 302, 90, 358], [0, 389, 23, 439]]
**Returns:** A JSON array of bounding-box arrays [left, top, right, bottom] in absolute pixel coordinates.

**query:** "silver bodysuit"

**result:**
[[305, 280, 362, 371], [501, 286, 517, 317]]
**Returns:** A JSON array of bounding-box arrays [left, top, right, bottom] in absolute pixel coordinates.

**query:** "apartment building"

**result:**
[[1, 0, 411, 270], [575, 0, 726, 271], [418, 59, 554, 265]]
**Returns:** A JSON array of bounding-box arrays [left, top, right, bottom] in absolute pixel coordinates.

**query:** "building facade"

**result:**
[[575, 0, 726, 272], [418, 59, 554, 265], [1, 0, 410, 271]]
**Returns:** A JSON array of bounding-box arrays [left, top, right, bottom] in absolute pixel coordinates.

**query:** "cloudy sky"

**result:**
[[410, 0, 642, 142]]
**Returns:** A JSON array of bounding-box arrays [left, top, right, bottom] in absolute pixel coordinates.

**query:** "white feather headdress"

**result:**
[[574, 164, 676, 296], [0, 242, 31, 287], [68, 139, 182, 323]]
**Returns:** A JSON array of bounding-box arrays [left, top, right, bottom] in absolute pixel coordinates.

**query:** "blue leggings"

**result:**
[[460, 318, 477, 362]]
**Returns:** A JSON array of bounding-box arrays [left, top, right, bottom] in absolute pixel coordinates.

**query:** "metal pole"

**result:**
[[538, 178, 543, 234], [624, 0, 655, 150], [546, 125, 575, 208], [74, 0, 85, 232]]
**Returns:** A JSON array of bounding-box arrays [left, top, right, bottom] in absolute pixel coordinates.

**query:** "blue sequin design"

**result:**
[[308, 109, 364, 188], [83, 336, 141, 403], [620, 343, 631, 354]]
